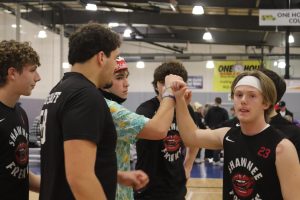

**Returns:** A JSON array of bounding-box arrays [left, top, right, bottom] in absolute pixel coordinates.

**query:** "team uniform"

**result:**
[[220, 114, 300, 161], [39, 72, 117, 200], [0, 102, 29, 200], [134, 97, 195, 200], [105, 98, 149, 200], [223, 125, 284, 200]]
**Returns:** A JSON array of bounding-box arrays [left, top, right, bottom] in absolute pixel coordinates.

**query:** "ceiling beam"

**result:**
[[21, 10, 300, 32]]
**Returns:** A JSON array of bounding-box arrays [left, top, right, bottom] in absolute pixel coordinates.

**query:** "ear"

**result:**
[[7, 67, 17, 81], [96, 51, 106, 67]]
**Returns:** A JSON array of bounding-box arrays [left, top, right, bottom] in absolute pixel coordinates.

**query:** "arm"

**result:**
[[117, 170, 149, 190], [29, 171, 40, 192], [275, 139, 300, 199], [137, 97, 175, 140], [64, 140, 107, 200], [172, 82, 228, 149], [184, 147, 198, 179]]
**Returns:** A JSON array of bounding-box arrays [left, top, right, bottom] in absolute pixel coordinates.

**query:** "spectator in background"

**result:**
[[193, 102, 206, 164], [229, 106, 235, 119], [277, 101, 294, 122], [29, 116, 41, 148], [204, 97, 229, 165]]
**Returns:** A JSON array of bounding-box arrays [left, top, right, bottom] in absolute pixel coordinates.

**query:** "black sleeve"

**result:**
[[62, 87, 104, 144], [136, 101, 156, 119]]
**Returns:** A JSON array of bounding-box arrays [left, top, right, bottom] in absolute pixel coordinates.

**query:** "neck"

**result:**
[[71, 57, 99, 87], [0, 86, 19, 108], [240, 115, 268, 136], [101, 89, 126, 104]]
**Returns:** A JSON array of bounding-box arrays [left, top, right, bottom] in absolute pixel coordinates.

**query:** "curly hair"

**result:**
[[152, 61, 188, 94], [68, 23, 121, 65], [0, 40, 40, 86]]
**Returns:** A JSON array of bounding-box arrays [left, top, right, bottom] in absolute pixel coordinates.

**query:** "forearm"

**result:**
[[184, 147, 199, 171], [144, 97, 175, 139], [29, 171, 40, 192], [68, 173, 106, 200], [176, 97, 198, 147], [137, 96, 175, 140]]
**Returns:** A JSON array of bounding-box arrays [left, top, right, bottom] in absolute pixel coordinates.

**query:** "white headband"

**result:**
[[234, 75, 262, 92]]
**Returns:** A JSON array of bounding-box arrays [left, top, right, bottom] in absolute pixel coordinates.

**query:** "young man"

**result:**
[[39, 23, 121, 200], [219, 68, 300, 160], [101, 57, 182, 200], [0, 40, 41, 200], [134, 61, 198, 200], [172, 70, 300, 199]]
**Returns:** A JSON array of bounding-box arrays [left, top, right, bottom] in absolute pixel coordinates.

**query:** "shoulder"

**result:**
[[276, 138, 296, 156]]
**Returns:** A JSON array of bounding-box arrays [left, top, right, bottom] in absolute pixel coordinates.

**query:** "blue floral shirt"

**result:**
[[106, 99, 149, 200]]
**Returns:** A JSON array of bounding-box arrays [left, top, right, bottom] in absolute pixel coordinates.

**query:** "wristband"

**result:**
[[162, 88, 175, 101]]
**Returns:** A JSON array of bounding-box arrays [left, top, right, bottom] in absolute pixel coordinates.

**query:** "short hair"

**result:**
[[68, 23, 121, 65], [152, 61, 188, 94], [0, 40, 40, 86], [258, 68, 286, 103], [231, 70, 277, 121], [215, 97, 222, 104]]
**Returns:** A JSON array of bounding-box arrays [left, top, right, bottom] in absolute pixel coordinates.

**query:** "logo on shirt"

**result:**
[[227, 157, 263, 199], [6, 126, 29, 179], [161, 124, 183, 162], [225, 136, 235, 143]]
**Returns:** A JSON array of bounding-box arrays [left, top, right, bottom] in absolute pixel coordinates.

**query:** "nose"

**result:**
[[35, 71, 41, 82], [241, 95, 247, 104], [124, 78, 129, 87]]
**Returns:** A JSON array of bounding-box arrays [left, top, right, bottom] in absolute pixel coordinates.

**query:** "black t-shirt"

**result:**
[[39, 72, 117, 200], [205, 106, 229, 129], [134, 97, 195, 200], [270, 114, 300, 160], [223, 126, 284, 200], [0, 102, 29, 200], [219, 114, 300, 161]]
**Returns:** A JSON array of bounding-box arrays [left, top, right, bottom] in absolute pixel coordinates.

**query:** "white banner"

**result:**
[[259, 9, 300, 26]]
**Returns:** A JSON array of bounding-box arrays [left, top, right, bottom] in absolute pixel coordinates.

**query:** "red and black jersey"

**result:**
[[0, 102, 29, 200], [223, 126, 284, 200]]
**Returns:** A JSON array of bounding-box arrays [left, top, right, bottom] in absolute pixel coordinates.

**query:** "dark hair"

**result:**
[[0, 40, 40, 86], [68, 23, 121, 65], [258, 68, 286, 103], [152, 61, 188, 94], [215, 97, 222, 104]]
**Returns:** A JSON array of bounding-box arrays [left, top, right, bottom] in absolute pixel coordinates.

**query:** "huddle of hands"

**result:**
[[165, 74, 192, 104]]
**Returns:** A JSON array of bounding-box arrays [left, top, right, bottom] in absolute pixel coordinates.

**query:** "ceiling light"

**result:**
[[170, 4, 176, 12], [136, 61, 145, 69], [62, 62, 70, 69], [4, 9, 12, 14], [206, 60, 214, 69], [123, 28, 132, 38], [108, 22, 119, 28], [38, 30, 47, 39], [85, 3, 97, 11], [289, 34, 295, 43], [11, 24, 22, 28], [273, 61, 278, 67], [192, 5, 204, 15], [203, 31, 212, 40], [278, 60, 286, 69]]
